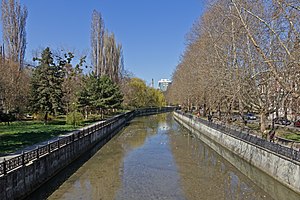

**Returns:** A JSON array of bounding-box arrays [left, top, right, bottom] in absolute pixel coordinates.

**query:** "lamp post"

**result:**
[[72, 102, 76, 127]]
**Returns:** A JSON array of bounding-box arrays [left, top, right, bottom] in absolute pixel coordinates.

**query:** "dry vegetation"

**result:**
[[167, 0, 300, 135]]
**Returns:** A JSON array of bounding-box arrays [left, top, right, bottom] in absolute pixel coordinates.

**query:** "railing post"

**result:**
[[48, 141, 50, 153], [22, 151, 25, 166], [37, 146, 40, 159], [3, 158, 6, 175]]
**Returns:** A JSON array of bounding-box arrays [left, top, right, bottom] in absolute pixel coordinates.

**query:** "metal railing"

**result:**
[[0, 111, 134, 176], [0, 107, 176, 176], [176, 111, 300, 162]]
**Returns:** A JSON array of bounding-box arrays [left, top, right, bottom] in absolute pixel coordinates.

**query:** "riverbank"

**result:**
[[0, 111, 127, 154], [0, 107, 175, 200], [44, 113, 272, 200], [174, 111, 300, 198], [195, 114, 300, 149]]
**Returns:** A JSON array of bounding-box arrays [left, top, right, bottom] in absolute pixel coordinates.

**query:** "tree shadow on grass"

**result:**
[[0, 129, 72, 154]]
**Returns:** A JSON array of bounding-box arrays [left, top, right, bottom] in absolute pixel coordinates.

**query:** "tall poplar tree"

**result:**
[[1, 0, 27, 69], [90, 10, 124, 83], [91, 10, 105, 78]]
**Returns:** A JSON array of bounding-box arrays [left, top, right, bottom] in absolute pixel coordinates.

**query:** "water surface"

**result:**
[[46, 113, 294, 200]]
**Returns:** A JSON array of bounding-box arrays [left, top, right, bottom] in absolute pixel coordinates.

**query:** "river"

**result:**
[[30, 113, 298, 199]]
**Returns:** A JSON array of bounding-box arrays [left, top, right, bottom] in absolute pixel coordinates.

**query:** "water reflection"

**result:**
[[48, 133, 124, 200], [168, 119, 271, 200], [117, 114, 185, 199], [45, 113, 297, 200]]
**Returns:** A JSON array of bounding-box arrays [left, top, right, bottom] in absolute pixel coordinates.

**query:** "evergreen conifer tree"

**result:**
[[78, 74, 123, 118], [30, 47, 64, 123]]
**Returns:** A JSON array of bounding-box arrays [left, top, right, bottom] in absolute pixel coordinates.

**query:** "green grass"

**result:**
[[0, 111, 127, 154], [284, 134, 300, 141], [276, 128, 300, 142], [245, 123, 261, 132], [216, 117, 300, 141], [0, 120, 79, 154]]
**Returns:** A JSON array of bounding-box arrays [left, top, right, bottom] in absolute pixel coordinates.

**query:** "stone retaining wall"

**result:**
[[0, 107, 174, 200], [174, 112, 300, 197]]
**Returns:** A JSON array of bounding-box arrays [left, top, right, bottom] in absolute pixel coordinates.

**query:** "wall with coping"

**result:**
[[0, 107, 174, 200], [0, 115, 127, 200], [174, 112, 300, 198]]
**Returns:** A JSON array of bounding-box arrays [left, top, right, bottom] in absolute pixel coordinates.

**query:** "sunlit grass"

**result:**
[[194, 113, 300, 142], [0, 120, 79, 154], [276, 128, 300, 142], [0, 111, 126, 154]]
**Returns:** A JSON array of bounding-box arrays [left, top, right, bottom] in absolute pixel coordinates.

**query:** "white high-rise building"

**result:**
[[158, 79, 171, 91]]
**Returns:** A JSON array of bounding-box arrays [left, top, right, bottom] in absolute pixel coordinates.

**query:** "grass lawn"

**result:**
[[0, 120, 79, 154], [241, 122, 300, 141], [202, 115, 300, 141], [240, 122, 300, 141], [276, 128, 300, 141], [0, 111, 127, 154]]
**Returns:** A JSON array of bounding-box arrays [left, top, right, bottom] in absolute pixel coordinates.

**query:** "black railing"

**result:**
[[176, 111, 300, 162], [0, 111, 134, 176], [0, 107, 176, 176]]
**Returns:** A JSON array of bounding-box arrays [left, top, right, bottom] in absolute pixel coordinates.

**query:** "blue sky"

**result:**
[[1, 0, 205, 87]]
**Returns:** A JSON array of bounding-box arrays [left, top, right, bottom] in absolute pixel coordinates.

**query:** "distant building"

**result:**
[[158, 79, 171, 91]]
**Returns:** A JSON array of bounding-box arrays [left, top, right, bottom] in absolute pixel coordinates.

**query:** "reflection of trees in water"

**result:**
[[119, 118, 148, 149], [169, 131, 271, 200], [86, 142, 124, 200], [146, 113, 168, 133], [120, 113, 169, 149], [156, 113, 167, 123], [49, 136, 125, 200], [124, 128, 148, 149], [56, 113, 172, 200]]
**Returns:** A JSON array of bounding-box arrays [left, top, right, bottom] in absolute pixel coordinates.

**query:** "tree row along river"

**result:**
[[28, 113, 298, 200]]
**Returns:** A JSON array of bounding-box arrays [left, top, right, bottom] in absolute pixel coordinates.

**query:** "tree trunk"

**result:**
[[284, 106, 288, 119], [217, 103, 221, 120], [260, 112, 267, 138], [44, 112, 48, 125], [238, 97, 244, 121], [85, 107, 88, 119]]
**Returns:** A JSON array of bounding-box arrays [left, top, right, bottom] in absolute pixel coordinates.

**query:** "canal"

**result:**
[[30, 113, 298, 199]]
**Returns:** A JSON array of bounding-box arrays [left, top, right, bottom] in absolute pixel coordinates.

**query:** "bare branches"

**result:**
[[90, 10, 123, 83], [167, 0, 299, 133], [231, 0, 299, 98], [1, 0, 27, 69], [91, 10, 104, 77]]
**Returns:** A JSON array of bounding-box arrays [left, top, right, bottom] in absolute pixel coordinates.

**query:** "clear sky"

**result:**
[[1, 0, 205, 87]]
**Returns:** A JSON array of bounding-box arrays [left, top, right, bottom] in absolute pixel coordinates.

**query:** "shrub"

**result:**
[[66, 111, 84, 126], [33, 113, 54, 121], [0, 111, 16, 124]]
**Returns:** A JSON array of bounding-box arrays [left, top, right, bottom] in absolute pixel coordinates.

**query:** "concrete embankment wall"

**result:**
[[174, 112, 300, 197], [0, 107, 174, 200]]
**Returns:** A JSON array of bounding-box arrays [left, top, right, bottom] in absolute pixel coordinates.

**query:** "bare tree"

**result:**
[[91, 10, 105, 77], [167, 0, 299, 135], [230, 0, 300, 98], [103, 32, 123, 83], [1, 0, 27, 69], [90, 10, 124, 83], [0, 60, 30, 114]]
